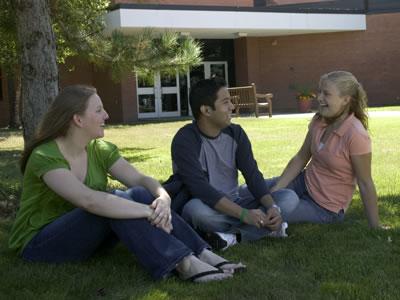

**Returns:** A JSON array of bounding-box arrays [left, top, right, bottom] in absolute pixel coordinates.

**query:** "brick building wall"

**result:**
[[2, 2, 399, 126], [235, 12, 400, 111], [59, 58, 130, 124]]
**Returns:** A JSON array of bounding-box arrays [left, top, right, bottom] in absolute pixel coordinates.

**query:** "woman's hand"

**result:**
[[158, 219, 173, 234], [149, 195, 172, 229]]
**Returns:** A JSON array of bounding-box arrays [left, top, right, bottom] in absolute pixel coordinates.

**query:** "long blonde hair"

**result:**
[[21, 85, 97, 173], [320, 71, 369, 130]]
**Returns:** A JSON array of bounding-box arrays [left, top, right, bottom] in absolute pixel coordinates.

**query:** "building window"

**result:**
[[254, 0, 266, 6]]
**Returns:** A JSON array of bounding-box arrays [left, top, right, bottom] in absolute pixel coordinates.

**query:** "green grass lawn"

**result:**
[[367, 105, 400, 111], [1, 115, 399, 299]]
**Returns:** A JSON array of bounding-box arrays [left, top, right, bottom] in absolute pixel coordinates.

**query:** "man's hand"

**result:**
[[243, 209, 269, 228], [269, 185, 279, 193], [264, 206, 282, 231]]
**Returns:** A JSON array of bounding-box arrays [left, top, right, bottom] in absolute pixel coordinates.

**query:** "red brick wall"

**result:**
[[240, 12, 400, 111], [2, 9, 399, 127], [59, 58, 94, 88], [59, 58, 132, 124], [93, 68, 124, 124], [234, 38, 249, 85], [120, 74, 138, 123], [112, 0, 253, 6]]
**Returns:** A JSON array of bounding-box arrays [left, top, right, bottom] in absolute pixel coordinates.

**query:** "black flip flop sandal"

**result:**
[[185, 269, 226, 282], [214, 261, 247, 273]]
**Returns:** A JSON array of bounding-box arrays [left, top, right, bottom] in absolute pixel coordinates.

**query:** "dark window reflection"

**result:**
[[210, 64, 226, 80], [138, 94, 155, 113], [162, 94, 178, 112], [179, 73, 189, 116], [160, 72, 176, 87], [190, 65, 205, 88]]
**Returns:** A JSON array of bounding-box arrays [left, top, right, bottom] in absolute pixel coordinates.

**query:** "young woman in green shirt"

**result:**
[[9, 85, 244, 282]]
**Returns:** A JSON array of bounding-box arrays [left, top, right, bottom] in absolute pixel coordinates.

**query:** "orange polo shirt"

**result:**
[[305, 114, 371, 213]]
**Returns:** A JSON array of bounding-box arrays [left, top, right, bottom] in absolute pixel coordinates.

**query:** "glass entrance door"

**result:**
[[137, 74, 157, 118], [159, 71, 180, 117], [207, 62, 228, 82], [180, 61, 228, 116], [187, 61, 228, 88], [137, 71, 180, 119], [137, 62, 228, 119]]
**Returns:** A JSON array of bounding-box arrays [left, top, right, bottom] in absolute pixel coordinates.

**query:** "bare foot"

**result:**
[[176, 255, 233, 283], [198, 249, 246, 273]]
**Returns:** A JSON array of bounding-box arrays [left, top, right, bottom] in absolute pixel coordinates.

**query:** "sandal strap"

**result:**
[[213, 261, 232, 268], [187, 269, 224, 282]]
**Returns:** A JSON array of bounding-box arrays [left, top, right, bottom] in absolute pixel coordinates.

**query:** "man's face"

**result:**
[[206, 87, 235, 129]]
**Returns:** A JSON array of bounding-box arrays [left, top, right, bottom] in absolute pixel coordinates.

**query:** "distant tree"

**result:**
[[1, 0, 201, 144]]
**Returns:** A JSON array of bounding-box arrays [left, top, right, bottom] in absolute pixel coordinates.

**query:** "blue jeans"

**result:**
[[181, 183, 299, 242], [266, 172, 345, 224], [22, 187, 208, 279]]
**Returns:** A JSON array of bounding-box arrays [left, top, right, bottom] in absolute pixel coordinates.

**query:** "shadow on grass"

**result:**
[[119, 147, 154, 164], [0, 128, 22, 140], [0, 147, 156, 218], [0, 149, 22, 218], [345, 194, 400, 225]]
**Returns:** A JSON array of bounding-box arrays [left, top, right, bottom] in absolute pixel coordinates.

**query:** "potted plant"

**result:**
[[290, 84, 317, 113]]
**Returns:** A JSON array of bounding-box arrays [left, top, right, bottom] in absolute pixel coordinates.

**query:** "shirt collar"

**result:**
[[335, 113, 355, 137], [316, 113, 355, 137]]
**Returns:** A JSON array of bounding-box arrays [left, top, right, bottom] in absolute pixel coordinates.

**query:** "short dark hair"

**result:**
[[189, 77, 227, 120]]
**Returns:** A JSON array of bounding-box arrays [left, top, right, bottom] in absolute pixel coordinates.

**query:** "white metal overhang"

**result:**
[[105, 8, 366, 38]]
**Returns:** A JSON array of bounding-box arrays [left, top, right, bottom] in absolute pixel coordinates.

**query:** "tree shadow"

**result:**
[[0, 147, 157, 217], [345, 194, 400, 227], [0, 128, 22, 140], [0, 149, 22, 218], [116, 147, 154, 164]]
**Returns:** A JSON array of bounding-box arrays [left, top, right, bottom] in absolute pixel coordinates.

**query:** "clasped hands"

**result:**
[[148, 195, 173, 233]]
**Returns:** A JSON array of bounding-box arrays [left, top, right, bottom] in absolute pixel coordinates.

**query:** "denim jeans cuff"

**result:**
[[154, 248, 193, 280]]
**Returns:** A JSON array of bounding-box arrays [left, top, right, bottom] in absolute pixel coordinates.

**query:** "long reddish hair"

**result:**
[[21, 85, 97, 173]]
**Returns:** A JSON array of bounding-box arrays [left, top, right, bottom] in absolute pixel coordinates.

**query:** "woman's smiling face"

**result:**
[[318, 80, 350, 119], [79, 94, 109, 139]]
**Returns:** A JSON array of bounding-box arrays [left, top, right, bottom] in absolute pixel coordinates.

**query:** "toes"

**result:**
[[193, 272, 233, 283], [218, 262, 247, 273]]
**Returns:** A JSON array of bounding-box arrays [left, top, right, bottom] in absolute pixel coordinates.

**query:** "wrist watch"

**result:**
[[271, 204, 281, 213]]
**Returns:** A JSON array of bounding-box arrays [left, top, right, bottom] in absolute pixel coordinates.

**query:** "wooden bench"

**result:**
[[227, 83, 273, 118]]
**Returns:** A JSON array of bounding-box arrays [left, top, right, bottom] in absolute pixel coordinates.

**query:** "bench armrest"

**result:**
[[256, 93, 273, 99]]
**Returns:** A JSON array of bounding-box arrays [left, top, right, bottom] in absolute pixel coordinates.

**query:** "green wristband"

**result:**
[[239, 208, 249, 223]]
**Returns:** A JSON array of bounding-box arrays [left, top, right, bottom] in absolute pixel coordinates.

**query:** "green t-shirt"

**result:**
[[8, 139, 121, 253]]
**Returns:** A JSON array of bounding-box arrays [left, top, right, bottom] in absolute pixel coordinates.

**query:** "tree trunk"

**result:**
[[7, 71, 21, 129], [15, 0, 58, 145]]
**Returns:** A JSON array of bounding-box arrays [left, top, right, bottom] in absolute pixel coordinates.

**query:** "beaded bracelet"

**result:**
[[239, 208, 249, 223]]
